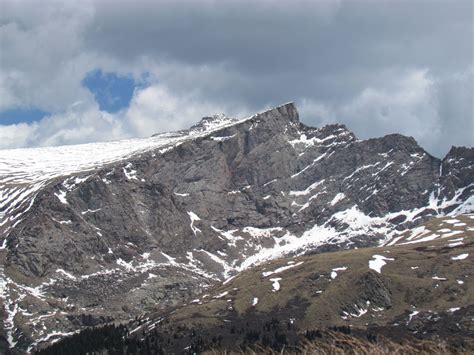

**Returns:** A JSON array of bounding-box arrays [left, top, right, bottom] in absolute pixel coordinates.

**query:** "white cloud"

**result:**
[[125, 84, 247, 136], [0, 83, 245, 149], [435, 67, 474, 153], [0, 105, 125, 149], [0, 1, 98, 111], [299, 69, 447, 156], [0, 0, 471, 156], [341, 69, 441, 142], [0, 122, 38, 148]]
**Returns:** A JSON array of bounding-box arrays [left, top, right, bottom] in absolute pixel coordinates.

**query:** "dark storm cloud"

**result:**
[[87, 1, 471, 72], [0, 0, 472, 155], [81, 0, 473, 156]]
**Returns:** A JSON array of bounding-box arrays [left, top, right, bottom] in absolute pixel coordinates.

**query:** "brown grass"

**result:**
[[202, 331, 473, 355]]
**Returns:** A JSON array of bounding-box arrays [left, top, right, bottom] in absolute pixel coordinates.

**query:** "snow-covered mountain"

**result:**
[[0, 103, 472, 352]]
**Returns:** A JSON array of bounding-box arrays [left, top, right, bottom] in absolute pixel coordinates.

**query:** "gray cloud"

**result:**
[[0, 0, 472, 157]]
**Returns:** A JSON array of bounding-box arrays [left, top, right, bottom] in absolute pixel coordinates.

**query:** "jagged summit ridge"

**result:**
[[190, 113, 237, 131], [0, 103, 296, 232], [258, 101, 299, 122]]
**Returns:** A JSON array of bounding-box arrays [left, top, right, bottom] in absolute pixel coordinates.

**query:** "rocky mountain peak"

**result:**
[[0, 102, 472, 352], [250, 102, 300, 126], [180, 102, 299, 137], [444, 146, 474, 162], [363, 133, 422, 155], [189, 113, 237, 132], [311, 123, 356, 141]]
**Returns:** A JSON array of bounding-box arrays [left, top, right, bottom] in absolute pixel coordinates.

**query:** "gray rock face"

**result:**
[[0, 103, 472, 351]]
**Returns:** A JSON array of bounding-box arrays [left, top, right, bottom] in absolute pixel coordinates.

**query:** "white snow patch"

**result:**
[[54, 190, 68, 204], [289, 180, 325, 196], [56, 269, 76, 280], [349, 306, 368, 318], [343, 162, 381, 182], [211, 226, 243, 247], [239, 224, 337, 270], [445, 219, 460, 224], [329, 205, 394, 241], [438, 228, 452, 233], [223, 275, 236, 285], [243, 226, 282, 238], [27, 330, 79, 352], [270, 278, 282, 292], [441, 230, 464, 238], [330, 193, 346, 206], [262, 261, 303, 277], [291, 151, 332, 178], [187, 211, 202, 236], [369, 255, 394, 273], [398, 232, 441, 245], [81, 208, 101, 215], [214, 291, 229, 299], [211, 134, 236, 142], [407, 310, 419, 324], [252, 297, 259, 306], [263, 179, 277, 187], [117, 258, 135, 271], [51, 217, 72, 225], [123, 163, 138, 180], [451, 253, 469, 261], [331, 266, 347, 279], [197, 249, 234, 279]]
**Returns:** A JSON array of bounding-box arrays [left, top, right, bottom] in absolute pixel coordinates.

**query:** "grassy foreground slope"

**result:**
[[36, 215, 473, 354]]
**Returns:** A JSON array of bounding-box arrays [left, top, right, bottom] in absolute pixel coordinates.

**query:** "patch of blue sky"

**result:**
[[82, 69, 137, 113], [0, 107, 49, 125]]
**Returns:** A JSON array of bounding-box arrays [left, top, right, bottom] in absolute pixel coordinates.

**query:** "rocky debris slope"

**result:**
[[125, 215, 474, 353], [39, 215, 474, 353], [0, 103, 473, 351]]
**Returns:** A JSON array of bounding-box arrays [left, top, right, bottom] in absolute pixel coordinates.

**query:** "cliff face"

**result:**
[[0, 103, 472, 350]]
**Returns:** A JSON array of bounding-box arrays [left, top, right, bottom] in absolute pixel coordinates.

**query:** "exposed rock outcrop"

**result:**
[[0, 103, 472, 351]]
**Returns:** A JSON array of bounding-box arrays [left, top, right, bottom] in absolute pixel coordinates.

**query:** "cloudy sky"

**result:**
[[0, 0, 472, 157]]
